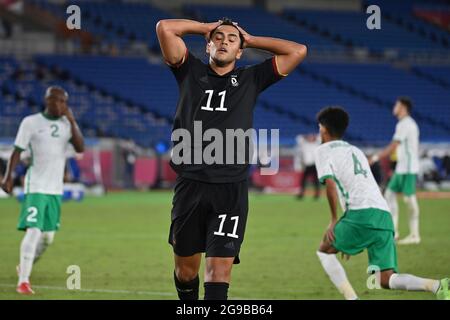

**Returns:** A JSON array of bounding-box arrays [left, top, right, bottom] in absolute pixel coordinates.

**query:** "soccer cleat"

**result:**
[[397, 235, 421, 245], [436, 278, 449, 300], [16, 282, 34, 295]]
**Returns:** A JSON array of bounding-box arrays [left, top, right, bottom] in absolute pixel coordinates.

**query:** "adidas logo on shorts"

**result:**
[[224, 242, 235, 250]]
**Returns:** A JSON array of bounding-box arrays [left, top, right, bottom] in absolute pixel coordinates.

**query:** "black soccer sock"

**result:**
[[204, 282, 229, 300], [174, 271, 199, 300]]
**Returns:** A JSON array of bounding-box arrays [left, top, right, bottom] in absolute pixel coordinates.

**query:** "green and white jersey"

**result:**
[[314, 140, 390, 213], [393, 116, 419, 174], [14, 112, 72, 195]]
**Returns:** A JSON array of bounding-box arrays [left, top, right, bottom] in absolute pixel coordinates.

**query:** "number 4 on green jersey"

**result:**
[[352, 153, 367, 178]]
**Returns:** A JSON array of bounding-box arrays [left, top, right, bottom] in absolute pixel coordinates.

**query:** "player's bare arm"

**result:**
[[156, 19, 221, 66], [236, 25, 307, 75], [1, 148, 22, 194], [318, 178, 340, 255], [63, 106, 85, 153], [324, 178, 339, 243], [369, 140, 399, 165]]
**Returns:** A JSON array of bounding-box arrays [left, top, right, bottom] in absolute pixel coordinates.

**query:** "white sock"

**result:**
[[404, 195, 420, 238], [34, 231, 55, 262], [389, 273, 440, 293], [19, 228, 42, 284], [385, 189, 399, 237], [316, 251, 358, 300]]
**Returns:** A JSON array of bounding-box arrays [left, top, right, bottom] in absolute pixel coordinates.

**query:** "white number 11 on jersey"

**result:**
[[201, 90, 227, 112]]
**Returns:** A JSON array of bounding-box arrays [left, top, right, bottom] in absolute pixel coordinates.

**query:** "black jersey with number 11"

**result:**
[[169, 50, 284, 183]]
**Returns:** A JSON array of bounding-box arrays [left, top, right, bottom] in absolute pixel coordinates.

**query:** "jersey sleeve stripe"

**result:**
[[166, 48, 188, 68], [319, 174, 334, 184], [14, 145, 25, 151], [272, 56, 288, 78]]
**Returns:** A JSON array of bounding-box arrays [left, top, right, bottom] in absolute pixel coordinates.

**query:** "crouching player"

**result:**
[[313, 107, 448, 300]]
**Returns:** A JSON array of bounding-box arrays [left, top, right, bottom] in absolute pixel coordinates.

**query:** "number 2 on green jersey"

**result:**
[[51, 124, 59, 137]]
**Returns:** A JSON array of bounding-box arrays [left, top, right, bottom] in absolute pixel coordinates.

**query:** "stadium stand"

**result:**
[[1, 1, 449, 147], [29, 0, 171, 51], [301, 62, 450, 141], [0, 56, 171, 147], [182, 4, 346, 56], [284, 8, 449, 57], [412, 65, 450, 88]]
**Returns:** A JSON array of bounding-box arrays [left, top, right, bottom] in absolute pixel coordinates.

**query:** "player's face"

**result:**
[[207, 25, 243, 66], [392, 101, 403, 117], [46, 90, 68, 117], [318, 124, 328, 142]]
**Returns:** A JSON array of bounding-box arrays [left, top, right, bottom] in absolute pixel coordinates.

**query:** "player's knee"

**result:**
[[204, 265, 232, 283], [44, 232, 55, 246], [318, 242, 328, 253], [318, 241, 336, 254], [175, 265, 198, 283], [403, 196, 419, 214], [25, 227, 42, 245], [384, 189, 394, 200], [403, 196, 411, 206]]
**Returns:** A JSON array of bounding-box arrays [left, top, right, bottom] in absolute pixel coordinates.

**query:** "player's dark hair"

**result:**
[[209, 17, 245, 49], [397, 96, 413, 113], [316, 107, 349, 138]]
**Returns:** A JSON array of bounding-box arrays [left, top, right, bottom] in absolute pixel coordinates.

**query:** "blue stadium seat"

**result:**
[[284, 8, 449, 57], [183, 4, 344, 57]]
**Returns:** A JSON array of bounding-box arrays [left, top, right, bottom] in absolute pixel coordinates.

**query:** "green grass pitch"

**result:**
[[0, 191, 449, 300]]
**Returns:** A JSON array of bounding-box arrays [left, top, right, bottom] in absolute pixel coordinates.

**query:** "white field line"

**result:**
[[0, 283, 259, 299], [0, 283, 174, 297]]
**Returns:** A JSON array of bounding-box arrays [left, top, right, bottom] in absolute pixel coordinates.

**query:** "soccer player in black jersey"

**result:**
[[156, 18, 307, 300]]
